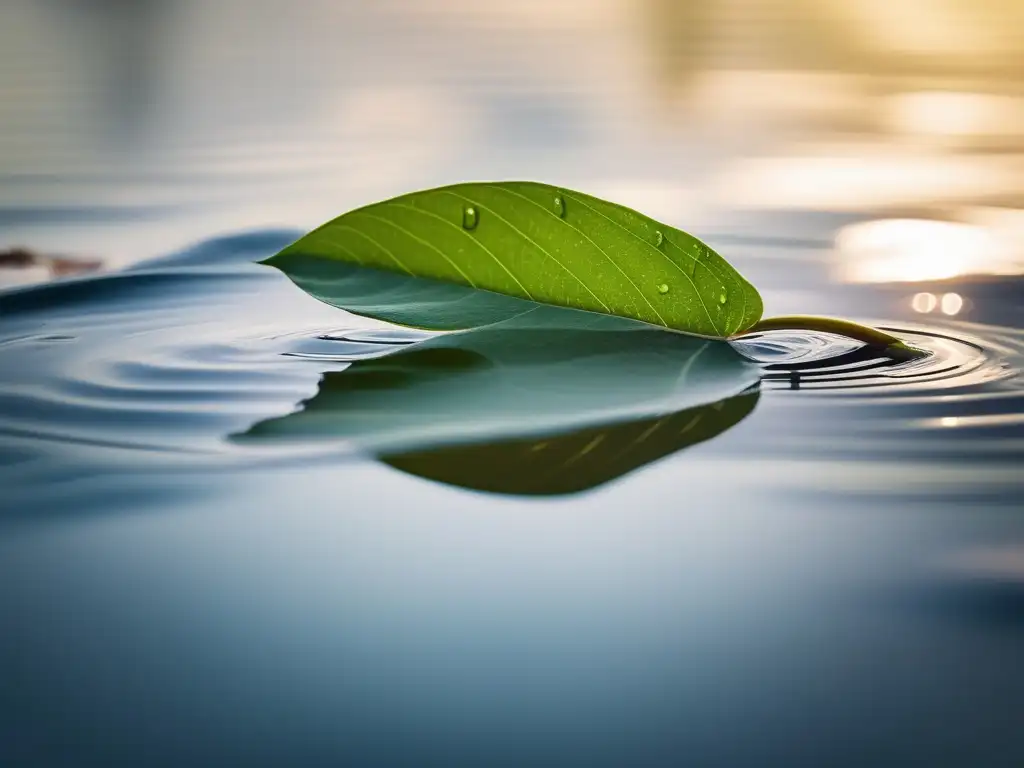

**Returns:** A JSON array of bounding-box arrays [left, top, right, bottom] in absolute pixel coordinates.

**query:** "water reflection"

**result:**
[[240, 320, 761, 495], [910, 291, 966, 316], [911, 292, 938, 313], [382, 393, 758, 495], [941, 292, 964, 315], [835, 218, 1023, 284]]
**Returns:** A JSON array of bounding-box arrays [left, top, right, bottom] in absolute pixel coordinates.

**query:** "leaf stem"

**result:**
[[733, 315, 928, 360]]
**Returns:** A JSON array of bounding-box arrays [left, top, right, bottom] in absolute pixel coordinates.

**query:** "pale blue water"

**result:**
[[1, 228, 1023, 767]]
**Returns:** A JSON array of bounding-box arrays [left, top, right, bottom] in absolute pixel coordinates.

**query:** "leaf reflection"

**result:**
[[382, 391, 758, 495], [241, 312, 761, 495]]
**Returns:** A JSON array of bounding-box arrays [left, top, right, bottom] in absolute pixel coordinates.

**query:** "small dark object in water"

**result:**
[[0, 246, 102, 277], [0, 247, 36, 268]]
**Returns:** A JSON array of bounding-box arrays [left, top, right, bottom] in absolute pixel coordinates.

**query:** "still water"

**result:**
[[3, 1, 1024, 766], [2, 228, 1023, 767]]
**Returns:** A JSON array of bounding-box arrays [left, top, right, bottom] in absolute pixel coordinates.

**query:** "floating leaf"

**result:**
[[263, 182, 762, 338]]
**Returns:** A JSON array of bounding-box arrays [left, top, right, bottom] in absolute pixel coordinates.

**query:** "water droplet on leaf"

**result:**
[[657, 283, 670, 294], [654, 230, 664, 247], [718, 292, 727, 305], [553, 195, 566, 218], [462, 205, 478, 230]]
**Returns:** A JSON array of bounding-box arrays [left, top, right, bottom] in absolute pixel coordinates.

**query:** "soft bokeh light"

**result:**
[[886, 91, 1024, 143], [834, 218, 1020, 283], [941, 292, 964, 316], [836, 220, 983, 283], [911, 292, 937, 313], [3, 0, 1024, 283], [714, 150, 1021, 213]]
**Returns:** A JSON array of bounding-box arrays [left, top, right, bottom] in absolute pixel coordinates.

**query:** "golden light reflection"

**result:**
[[886, 91, 1024, 142], [837, 219, 980, 282], [921, 414, 1024, 430], [911, 292, 937, 313], [909, 291, 966, 316], [940, 292, 964, 316], [835, 218, 1016, 283], [713, 151, 1019, 213]]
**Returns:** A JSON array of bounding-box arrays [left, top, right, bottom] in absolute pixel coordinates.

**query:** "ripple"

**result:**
[[733, 322, 1021, 394], [721, 320, 1024, 479], [0, 245, 357, 462], [278, 328, 431, 362]]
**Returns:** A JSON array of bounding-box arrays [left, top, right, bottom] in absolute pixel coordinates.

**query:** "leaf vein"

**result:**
[[439, 190, 612, 313], [565, 193, 720, 336], [352, 210, 479, 289], [385, 201, 536, 301], [487, 185, 668, 327], [335, 225, 415, 276]]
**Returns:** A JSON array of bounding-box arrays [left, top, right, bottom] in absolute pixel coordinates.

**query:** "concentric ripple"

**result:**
[[732, 322, 1020, 394], [724, 320, 1024, 476]]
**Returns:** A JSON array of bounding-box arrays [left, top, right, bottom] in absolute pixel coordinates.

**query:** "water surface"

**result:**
[[1, 228, 1023, 767]]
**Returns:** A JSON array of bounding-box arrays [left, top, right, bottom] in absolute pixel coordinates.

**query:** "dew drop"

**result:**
[[462, 205, 478, 230], [654, 230, 664, 247], [657, 283, 670, 294], [553, 195, 566, 218], [718, 291, 727, 305]]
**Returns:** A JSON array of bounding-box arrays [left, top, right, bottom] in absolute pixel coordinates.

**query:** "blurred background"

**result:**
[[2, 0, 1023, 292]]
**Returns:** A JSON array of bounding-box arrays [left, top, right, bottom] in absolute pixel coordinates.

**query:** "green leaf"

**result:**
[[237, 313, 761, 493], [263, 181, 763, 338]]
